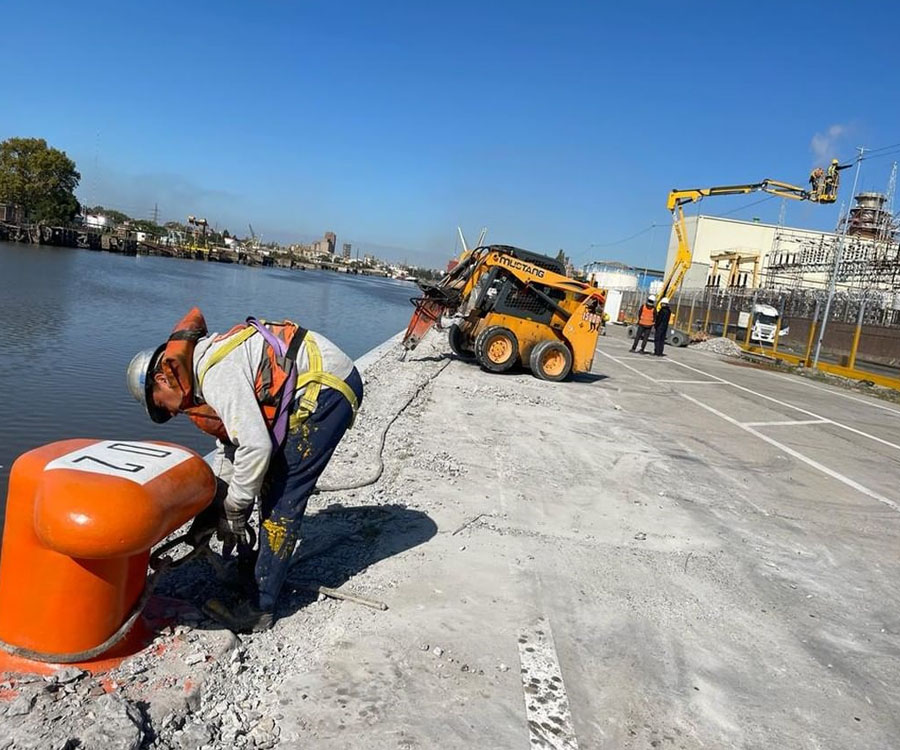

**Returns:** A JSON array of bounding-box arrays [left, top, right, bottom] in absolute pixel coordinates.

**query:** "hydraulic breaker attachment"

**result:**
[[402, 284, 462, 350]]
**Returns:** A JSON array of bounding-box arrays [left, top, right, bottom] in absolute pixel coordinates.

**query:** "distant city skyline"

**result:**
[[4, 0, 898, 268]]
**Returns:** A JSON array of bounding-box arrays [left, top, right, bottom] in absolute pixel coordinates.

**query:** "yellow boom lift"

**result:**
[[649, 166, 843, 345], [402, 245, 606, 381]]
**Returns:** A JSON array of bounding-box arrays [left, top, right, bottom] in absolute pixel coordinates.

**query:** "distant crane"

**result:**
[[248, 223, 262, 249]]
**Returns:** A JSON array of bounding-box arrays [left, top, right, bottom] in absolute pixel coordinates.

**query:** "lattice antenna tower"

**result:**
[[883, 162, 898, 242]]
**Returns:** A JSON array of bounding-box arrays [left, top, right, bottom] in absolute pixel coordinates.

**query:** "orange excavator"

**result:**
[[402, 245, 606, 381]]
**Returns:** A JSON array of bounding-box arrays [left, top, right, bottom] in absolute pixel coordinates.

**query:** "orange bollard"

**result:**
[[0, 439, 214, 668]]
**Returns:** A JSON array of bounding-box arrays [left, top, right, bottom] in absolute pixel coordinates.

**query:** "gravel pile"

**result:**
[[0, 333, 452, 750], [690, 337, 744, 357]]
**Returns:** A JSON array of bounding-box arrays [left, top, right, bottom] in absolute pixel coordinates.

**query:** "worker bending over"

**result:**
[[809, 167, 824, 198], [653, 297, 672, 356], [630, 295, 656, 354], [127, 308, 362, 632]]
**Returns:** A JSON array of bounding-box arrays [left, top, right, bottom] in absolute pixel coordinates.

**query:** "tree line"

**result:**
[[0, 137, 80, 225], [0, 136, 444, 275]]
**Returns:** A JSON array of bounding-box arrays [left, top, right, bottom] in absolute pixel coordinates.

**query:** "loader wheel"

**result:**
[[669, 330, 687, 347], [626, 324, 636, 340], [448, 323, 474, 359], [474, 326, 519, 372], [530, 340, 572, 382]]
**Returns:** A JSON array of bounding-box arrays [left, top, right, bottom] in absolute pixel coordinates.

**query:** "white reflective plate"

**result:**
[[44, 441, 192, 485]]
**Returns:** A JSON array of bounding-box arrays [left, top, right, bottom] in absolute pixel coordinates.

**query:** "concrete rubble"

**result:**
[[2, 324, 900, 748], [689, 336, 744, 357], [0, 333, 450, 749]]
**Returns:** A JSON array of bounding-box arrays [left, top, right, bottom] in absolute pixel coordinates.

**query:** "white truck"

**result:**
[[737, 303, 788, 344]]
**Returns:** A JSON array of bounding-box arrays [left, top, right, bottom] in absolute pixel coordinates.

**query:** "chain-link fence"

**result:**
[[617, 286, 900, 374]]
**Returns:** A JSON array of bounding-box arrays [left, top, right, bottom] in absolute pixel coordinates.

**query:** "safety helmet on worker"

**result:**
[[831, 158, 839, 164], [647, 294, 656, 303], [660, 297, 670, 305], [126, 344, 171, 424]]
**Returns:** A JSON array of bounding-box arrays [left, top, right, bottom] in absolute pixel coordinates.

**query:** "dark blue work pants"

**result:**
[[654, 325, 669, 356], [253, 367, 363, 611]]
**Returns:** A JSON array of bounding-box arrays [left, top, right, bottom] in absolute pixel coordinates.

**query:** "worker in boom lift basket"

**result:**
[[809, 166, 824, 198], [631, 294, 657, 354], [824, 159, 852, 198], [127, 308, 363, 633]]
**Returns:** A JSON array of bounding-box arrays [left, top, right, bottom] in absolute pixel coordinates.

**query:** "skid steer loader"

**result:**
[[402, 245, 606, 381]]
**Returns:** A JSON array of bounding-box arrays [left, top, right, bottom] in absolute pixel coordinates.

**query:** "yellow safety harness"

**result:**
[[197, 328, 358, 434], [289, 338, 359, 430]]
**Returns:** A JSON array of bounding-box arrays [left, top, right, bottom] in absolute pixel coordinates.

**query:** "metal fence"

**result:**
[[616, 286, 900, 386]]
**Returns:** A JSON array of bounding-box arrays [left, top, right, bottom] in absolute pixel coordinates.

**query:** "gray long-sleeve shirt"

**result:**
[[192, 328, 354, 513]]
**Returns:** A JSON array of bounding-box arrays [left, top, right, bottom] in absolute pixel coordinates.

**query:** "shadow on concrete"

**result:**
[[571, 372, 608, 384], [155, 504, 437, 627]]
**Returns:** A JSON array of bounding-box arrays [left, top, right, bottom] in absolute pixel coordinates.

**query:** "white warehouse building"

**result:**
[[665, 208, 900, 293]]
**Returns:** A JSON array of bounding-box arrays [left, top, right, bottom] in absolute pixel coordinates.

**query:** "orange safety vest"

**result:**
[[206, 319, 300, 431], [156, 308, 301, 443], [638, 304, 655, 327]]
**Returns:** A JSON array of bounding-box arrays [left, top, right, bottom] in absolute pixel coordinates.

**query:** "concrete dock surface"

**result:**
[[2, 325, 899, 749], [277, 326, 900, 749]]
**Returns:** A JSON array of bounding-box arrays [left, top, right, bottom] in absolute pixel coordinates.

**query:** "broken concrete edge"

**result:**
[[0, 331, 460, 748], [355, 330, 405, 375]]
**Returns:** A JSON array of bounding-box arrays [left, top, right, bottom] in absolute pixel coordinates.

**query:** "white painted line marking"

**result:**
[[741, 419, 830, 427], [680, 393, 899, 512], [656, 379, 726, 384], [518, 618, 579, 749], [597, 350, 657, 382], [773, 373, 900, 417], [667, 358, 900, 455]]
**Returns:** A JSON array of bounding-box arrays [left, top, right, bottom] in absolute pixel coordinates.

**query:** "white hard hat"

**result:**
[[647, 294, 656, 302], [660, 297, 670, 305], [126, 344, 171, 423]]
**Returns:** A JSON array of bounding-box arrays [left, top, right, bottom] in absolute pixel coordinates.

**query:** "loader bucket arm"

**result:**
[[401, 248, 487, 350], [402, 284, 463, 350]]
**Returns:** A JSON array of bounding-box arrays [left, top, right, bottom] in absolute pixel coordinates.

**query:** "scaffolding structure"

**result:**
[[763, 187, 900, 293]]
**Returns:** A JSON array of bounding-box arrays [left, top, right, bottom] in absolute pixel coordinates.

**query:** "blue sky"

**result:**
[[3, 1, 898, 268]]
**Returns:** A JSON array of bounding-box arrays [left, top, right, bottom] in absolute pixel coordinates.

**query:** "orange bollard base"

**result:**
[[0, 439, 215, 675], [0, 594, 194, 677]]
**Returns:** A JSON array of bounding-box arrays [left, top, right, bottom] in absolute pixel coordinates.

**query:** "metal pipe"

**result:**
[[743, 291, 757, 348], [803, 299, 820, 367], [772, 296, 786, 355], [847, 296, 867, 371], [688, 292, 697, 336], [771, 316, 782, 354], [813, 147, 864, 367], [703, 289, 712, 333], [723, 292, 732, 339]]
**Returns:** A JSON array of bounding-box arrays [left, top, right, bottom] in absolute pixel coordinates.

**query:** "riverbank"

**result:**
[[0, 223, 393, 275], [3, 326, 900, 748], [0, 240, 418, 503]]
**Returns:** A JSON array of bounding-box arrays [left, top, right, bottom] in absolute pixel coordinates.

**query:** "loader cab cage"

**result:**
[[475, 245, 567, 325]]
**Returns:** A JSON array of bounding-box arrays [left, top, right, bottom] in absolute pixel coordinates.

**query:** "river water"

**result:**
[[0, 240, 416, 503]]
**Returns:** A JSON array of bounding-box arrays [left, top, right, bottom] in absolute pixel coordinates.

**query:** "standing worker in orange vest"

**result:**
[[126, 308, 363, 632], [630, 295, 657, 354]]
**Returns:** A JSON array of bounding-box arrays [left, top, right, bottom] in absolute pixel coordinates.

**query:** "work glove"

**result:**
[[218, 507, 251, 548], [218, 495, 255, 557]]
